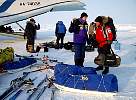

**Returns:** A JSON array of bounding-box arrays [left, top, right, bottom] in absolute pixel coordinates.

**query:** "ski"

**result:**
[[49, 78, 57, 100], [23, 64, 55, 76], [34, 77, 55, 100], [15, 54, 34, 58], [0, 72, 30, 100], [9, 77, 37, 100], [34, 85, 48, 100], [50, 88, 56, 100], [27, 75, 47, 100]]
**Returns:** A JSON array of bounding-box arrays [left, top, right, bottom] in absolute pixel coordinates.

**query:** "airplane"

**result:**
[[0, 0, 86, 26]]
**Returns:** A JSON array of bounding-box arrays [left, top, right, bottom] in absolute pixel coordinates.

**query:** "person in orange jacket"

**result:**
[[95, 16, 113, 74]]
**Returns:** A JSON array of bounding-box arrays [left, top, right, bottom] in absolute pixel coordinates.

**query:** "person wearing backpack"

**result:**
[[88, 22, 98, 48], [55, 21, 67, 49], [88, 16, 116, 48], [69, 12, 88, 66], [94, 16, 113, 74]]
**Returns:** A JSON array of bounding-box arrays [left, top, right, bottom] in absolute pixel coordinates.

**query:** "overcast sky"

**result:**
[[11, 0, 136, 30], [33, 0, 136, 25]]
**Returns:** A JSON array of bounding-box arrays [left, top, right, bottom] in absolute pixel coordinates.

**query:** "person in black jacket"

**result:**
[[69, 12, 88, 66], [25, 18, 40, 53]]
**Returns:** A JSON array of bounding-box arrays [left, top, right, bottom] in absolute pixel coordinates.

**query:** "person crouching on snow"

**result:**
[[25, 18, 40, 53], [72, 12, 88, 67], [95, 16, 113, 74], [55, 21, 67, 49]]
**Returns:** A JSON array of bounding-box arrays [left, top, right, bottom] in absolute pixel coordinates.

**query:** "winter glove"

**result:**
[[106, 40, 112, 44]]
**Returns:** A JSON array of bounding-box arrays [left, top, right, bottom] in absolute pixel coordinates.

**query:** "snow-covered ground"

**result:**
[[0, 24, 136, 100]]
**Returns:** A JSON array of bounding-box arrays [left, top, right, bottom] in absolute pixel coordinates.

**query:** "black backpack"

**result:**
[[69, 19, 81, 34], [103, 16, 117, 41]]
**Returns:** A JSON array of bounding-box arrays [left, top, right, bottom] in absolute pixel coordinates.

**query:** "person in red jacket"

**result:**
[[95, 16, 113, 74]]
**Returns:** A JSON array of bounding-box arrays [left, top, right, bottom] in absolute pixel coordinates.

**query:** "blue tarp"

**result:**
[[55, 64, 118, 92]]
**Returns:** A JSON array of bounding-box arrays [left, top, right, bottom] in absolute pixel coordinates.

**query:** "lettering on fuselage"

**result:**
[[20, 2, 40, 6]]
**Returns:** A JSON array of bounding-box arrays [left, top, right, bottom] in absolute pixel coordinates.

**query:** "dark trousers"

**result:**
[[74, 44, 86, 66], [98, 44, 111, 69], [26, 38, 35, 52], [56, 33, 65, 48]]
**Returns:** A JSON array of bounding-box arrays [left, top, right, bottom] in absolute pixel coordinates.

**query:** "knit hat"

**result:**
[[95, 16, 103, 23]]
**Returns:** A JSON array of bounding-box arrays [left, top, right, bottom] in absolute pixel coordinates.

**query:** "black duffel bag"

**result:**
[[105, 49, 121, 67], [94, 49, 121, 67], [64, 42, 74, 50]]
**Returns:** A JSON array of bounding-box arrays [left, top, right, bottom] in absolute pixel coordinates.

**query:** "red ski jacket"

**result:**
[[96, 26, 113, 47]]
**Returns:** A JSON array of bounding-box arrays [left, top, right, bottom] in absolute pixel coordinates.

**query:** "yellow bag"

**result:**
[[0, 47, 14, 65]]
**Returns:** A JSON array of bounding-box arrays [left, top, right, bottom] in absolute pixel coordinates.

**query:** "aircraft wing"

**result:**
[[0, 0, 86, 25]]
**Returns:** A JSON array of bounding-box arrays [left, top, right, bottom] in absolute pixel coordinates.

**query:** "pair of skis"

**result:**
[[34, 77, 56, 100], [0, 72, 31, 100], [27, 75, 56, 100], [8, 74, 54, 100], [27, 75, 48, 100], [9, 77, 37, 100], [0, 64, 49, 100]]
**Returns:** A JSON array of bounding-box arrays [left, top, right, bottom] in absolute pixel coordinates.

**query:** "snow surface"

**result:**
[[0, 25, 136, 100]]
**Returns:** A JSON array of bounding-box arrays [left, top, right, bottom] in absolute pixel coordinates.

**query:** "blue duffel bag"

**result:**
[[55, 64, 97, 86], [63, 74, 118, 92], [64, 75, 86, 90], [54, 64, 97, 76], [54, 64, 118, 93], [55, 64, 78, 76], [85, 74, 118, 92], [55, 74, 70, 85]]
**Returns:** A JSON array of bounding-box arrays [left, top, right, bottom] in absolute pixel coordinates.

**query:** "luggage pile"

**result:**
[[37, 41, 95, 52], [64, 42, 94, 52], [54, 64, 118, 93], [39, 41, 57, 49]]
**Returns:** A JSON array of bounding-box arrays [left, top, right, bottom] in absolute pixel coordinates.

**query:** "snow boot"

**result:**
[[36, 46, 41, 52], [102, 67, 109, 74], [95, 65, 103, 71], [44, 47, 48, 52], [75, 59, 84, 67]]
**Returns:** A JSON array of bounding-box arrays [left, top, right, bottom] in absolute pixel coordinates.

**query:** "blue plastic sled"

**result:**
[[3, 58, 37, 70]]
